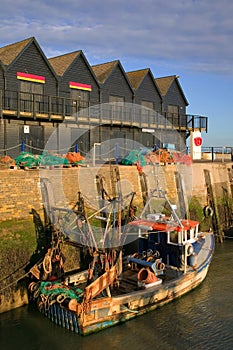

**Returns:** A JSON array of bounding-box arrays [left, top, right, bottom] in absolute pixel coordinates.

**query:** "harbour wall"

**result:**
[[0, 162, 233, 313], [0, 162, 232, 222]]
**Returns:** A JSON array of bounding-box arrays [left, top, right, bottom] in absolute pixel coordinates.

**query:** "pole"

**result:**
[[115, 143, 119, 164], [211, 147, 214, 162], [21, 141, 25, 153], [93, 143, 101, 167]]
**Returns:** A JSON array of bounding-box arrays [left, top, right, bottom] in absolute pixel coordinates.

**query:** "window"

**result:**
[[141, 100, 154, 110], [168, 230, 178, 244], [19, 81, 44, 112], [70, 89, 90, 116], [109, 95, 124, 121], [167, 105, 179, 127], [141, 100, 154, 123]]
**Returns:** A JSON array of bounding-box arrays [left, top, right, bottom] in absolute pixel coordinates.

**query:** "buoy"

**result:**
[[68, 299, 78, 312]]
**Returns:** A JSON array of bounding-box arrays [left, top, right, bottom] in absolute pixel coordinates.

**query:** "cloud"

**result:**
[[1, 0, 233, 75]]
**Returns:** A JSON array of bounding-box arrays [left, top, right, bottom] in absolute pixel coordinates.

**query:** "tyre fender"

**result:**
[[204, 205, 214, 218]]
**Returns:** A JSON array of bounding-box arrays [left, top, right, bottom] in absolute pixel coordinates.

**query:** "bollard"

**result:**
[[21, 141, 25, 152], [211, 147, 214, 162], [115, 143, 119, 164]]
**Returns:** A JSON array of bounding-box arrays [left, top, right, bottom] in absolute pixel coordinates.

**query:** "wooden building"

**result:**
[[91, 60, 135, 155], [155, 75, 189, 147], [0, 37, 208, 160], [126, 68, 163, 148], [48, 50, 100, 154], [0, 37, 58, 157]]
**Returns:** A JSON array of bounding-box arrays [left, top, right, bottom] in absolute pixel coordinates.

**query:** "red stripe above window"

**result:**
[[69, 81, 92, 91], [17, 72, 45, 83]]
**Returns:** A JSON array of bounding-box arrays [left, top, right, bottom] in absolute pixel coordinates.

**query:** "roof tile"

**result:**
[[49, 51, 82, 76], [92, 60, 118, 84], [126, 68, 150, 90], [155, 75, 177, 96], [0, 37, 32, 66]]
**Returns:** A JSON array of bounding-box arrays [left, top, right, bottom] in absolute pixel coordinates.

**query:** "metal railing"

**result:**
[[187, 146, 233, 162], [187, 115, 208, 132], [0, 89, 208, 132]]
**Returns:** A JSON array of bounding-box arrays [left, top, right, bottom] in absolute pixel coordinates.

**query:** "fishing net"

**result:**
[[15, 152, 42, 168], [0, 155, 16, 168], [38, 281, 83, 302], [121, 149, 147, 166], [14, 151, 85, 168], [40, 152, 69, 166]]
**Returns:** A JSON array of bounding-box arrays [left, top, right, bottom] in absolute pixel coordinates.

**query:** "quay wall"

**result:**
[[0, 162, 232, 313], [0, 163, 232, 221]]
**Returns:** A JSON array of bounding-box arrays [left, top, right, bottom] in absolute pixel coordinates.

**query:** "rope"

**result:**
[[0, 260, 43, 293], [0, 271, 30, 293], [121, 304, 139, 313], [0, 144, 21, 152], [42, 253, 52, 274], [0, 261, 29, 283]]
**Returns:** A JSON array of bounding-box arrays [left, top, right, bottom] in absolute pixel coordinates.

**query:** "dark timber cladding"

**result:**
[[92, 60, 134, 104], [126, 68, 162, 113], [48, 50, 99, 104], [0, 36, 208, 158]]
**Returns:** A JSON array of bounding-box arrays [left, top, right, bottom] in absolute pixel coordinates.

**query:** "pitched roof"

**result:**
[[0, 37, 32, 66], [155, 75, 188, 105], [155, 75, 177, 96], [126, 68, 150, 90], [92, 60, 119, 84], [49, 51, 82, 76], [126, 68, 162, 98]]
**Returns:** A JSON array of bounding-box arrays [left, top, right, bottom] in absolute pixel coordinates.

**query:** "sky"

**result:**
[[0, 0, 233, 147]]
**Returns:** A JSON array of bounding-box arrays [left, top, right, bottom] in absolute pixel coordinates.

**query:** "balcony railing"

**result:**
[[187, 114, 208, 132], [0, 90, 208, 132]]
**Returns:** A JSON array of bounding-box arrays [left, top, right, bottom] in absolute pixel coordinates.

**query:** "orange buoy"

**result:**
[[68, 299, 78, 312]]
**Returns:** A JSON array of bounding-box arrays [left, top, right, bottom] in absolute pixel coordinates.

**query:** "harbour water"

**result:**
[[0, 240, 233, 350]]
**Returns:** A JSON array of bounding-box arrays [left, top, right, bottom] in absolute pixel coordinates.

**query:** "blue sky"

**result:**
[[0, 0, 232, 147]]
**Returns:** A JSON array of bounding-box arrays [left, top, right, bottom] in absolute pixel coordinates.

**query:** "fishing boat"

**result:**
[[28, 173, 215, 336]]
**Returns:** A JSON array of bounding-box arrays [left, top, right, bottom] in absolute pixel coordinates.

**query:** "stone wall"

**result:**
[[0, 163, 232, 221], [0, 169, 42, 221]]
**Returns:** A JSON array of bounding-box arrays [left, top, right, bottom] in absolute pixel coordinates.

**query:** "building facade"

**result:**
[[0, 37, 208, 159]]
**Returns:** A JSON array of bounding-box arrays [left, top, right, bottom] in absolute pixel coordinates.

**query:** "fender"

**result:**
[[204, 205, 214, 217]]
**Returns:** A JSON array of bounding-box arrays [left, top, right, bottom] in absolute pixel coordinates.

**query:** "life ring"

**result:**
[[204, 205, 214, 218], [194, 137, 202, 147], [186, 244, 194, 256]]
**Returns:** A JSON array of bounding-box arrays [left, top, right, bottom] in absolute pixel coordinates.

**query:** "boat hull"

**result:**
[[32, 231, 214, 335], [79, 263, 210, 335], [35, 261, 210, 335]]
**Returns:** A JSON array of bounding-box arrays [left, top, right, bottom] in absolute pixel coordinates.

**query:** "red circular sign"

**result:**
[[194, 137, 202, 146]]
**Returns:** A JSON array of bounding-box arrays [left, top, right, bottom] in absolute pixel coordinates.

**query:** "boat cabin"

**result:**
[[129, 215, 200, 270]]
